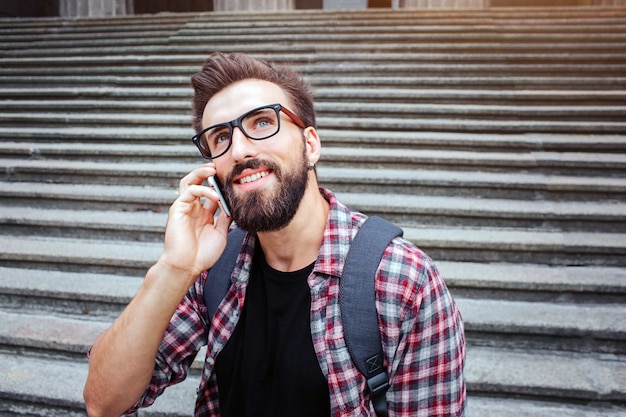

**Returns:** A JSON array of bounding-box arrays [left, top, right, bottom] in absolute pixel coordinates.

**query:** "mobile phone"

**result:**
[[207, 176, 232, 217]]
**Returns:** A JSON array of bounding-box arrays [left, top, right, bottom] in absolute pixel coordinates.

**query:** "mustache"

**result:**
[[226, 158, 279, 184]]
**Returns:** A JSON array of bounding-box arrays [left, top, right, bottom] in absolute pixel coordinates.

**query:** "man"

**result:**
[[83, 52, 466, 417]]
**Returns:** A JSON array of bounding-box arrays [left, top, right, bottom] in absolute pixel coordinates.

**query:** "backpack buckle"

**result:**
[[367, 372, 389, 396]]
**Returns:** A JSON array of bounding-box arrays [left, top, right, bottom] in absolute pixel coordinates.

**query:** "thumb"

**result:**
[[215, 211, 234, 237]]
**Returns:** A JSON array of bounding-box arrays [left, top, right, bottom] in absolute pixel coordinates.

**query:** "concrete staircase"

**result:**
[[1, 6, 625, 416]]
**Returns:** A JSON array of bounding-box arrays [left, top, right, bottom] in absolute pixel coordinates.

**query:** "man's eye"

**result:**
[[215, 133, 230, 143], [253, 117, 275, 130], [207, 130, 230, 148]]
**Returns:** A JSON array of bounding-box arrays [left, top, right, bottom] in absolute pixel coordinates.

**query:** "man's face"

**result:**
[[201, 79, 310, 233]]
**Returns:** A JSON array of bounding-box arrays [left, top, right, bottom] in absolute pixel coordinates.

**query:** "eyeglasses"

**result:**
[[192, 103, 306, 159]]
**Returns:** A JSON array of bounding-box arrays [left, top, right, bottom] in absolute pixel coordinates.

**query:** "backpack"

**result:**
[[204, 216, 403, 417]]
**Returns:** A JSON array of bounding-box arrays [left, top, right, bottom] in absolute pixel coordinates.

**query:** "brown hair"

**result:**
[[190, 52, 316, 133]]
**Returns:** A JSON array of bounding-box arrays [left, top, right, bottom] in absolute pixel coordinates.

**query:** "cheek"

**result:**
[[214, 163, 229, 183]]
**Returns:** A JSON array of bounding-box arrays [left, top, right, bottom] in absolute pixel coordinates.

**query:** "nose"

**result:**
[[229, 126, 257, 163]]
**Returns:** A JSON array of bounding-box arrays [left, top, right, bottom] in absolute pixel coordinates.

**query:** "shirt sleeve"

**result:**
[[379, 241, 467, 417], [124, 273, 209, 414]]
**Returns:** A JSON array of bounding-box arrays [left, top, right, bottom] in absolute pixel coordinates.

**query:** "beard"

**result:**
[[222, 149, 310, 234]]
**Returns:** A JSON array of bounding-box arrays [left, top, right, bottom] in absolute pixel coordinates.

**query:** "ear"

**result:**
[[303, 127, 321, 165]]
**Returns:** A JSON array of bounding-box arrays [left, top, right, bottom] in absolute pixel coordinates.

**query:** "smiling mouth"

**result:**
[[238, 170, 270, 185]]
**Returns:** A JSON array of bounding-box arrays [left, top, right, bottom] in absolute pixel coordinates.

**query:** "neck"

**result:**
[[256, 183, 329, 272]]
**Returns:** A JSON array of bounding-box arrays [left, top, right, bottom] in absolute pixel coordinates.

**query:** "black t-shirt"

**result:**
[[215, 248, 330, 417]]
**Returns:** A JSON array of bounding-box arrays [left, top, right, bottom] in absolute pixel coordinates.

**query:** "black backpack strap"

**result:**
[[204, 227, 247, 321], [340, 216, 403, 417]]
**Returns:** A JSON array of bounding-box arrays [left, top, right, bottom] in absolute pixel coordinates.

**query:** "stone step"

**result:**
[[2, 260, 624, 319], [5, 30, 626, 54], [0, 267, 139, 320], [1, 68, 624, 90], [2, 111, 625, 134], [0, 24, 167, 38], [2, 190, 625, 239], [1, 86, 625, 106], [177, 21, 626, 35], [3, 40, 625, 64], [0, 35, 169, 50], [1, 141, 625, 176], [0, 235, 161, 276], [0, 25, 181, 38], [3, 258, 623, 317], [1, 218, 624, 269], [458, 298, 626, 354], [341, 193, 626, 231], [0, 345, 623, 416], [2, 163, 624, 201], [1, 162, 624, 200], [0, 291, 623, 361], [402, 227, 626, 266], [438, 261, 626, 303], [0, 350, 197, 416], [2, 38, 623, 61], [2, 50, 624, 65], [0, 182, 172, 212], [3, 17, 625, 39], [323, 167, 626, 201], [2, 47, 624, 62], [0, 207, 167, 241], [316, 102, 626, 121], [3, 18, 625, 39], [3, 40, 625, 60], [0, 309, 110, 360], [323, 148, 626, 176], [3, 85, 625, 101], [302, 61, 626, 78], [2, 113, 626, 136], [470, 396, 626, 417], [316, 130, 626, 153], [314, 88, 626, 105], [1, 127, 623, 153], [320, 115, 626, 134], [2, 102, 625, 122], [465, 346, 626, 404], [169, 33, 626, 49]]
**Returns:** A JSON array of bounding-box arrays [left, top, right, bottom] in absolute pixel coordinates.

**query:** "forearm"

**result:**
[[390, 270, 466, 416], [83, 261, 197, 417]]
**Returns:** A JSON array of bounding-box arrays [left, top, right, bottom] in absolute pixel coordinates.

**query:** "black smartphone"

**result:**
[[207, 176, 232, 217]]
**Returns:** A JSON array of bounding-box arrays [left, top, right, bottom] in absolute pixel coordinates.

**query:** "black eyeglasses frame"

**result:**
[[192, 103, 306, 159]]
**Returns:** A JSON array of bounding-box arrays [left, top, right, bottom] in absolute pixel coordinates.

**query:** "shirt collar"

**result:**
[[235, 187, 363, 282], [313, 187, 364, 279]]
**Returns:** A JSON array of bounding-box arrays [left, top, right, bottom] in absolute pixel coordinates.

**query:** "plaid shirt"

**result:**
[[128, 188, 466, 416]]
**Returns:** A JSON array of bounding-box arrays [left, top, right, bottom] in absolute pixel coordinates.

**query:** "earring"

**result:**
[[309, 162, 315, 169]]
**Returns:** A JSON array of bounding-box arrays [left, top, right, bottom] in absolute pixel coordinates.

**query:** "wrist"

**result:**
[[146, 256, 199, 295]]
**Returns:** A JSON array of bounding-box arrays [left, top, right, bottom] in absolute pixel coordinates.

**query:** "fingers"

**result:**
[[215, 210, 233, 235], [178, 183, 213, 203], [176, 163, 224, 207], [179, 163, 216, 194], [177, 183, 226, 211], [172, 164, 232, 227]]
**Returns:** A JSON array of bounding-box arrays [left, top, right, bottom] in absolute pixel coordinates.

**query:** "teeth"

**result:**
[[239, 171, 268, 184]]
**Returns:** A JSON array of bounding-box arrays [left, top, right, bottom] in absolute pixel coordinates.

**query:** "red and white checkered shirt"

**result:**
[[127, 188, 466, 416]]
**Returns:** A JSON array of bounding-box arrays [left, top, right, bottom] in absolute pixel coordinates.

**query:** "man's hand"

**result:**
[[158, 163, 233, 285], [84, 163, 234, 417]]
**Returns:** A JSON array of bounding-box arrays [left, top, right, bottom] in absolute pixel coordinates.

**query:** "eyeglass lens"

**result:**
[[199, 106, 280, 158]]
